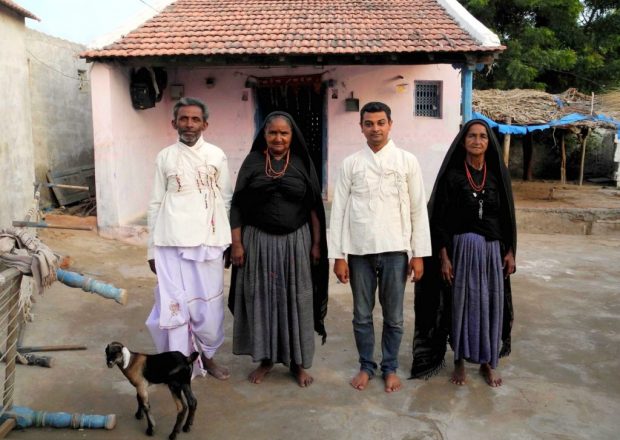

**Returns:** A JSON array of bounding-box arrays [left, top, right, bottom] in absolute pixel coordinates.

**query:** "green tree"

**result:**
[[462, 0, 620, 92]]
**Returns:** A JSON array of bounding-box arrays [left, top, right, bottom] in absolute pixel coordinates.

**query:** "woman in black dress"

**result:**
[[411, 119, 516, 387], [228, 112, 328, 387]]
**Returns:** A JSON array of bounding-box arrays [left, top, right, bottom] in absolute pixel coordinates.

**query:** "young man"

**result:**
[[145, 97, 232, 380], [329, 102, 432, 392]]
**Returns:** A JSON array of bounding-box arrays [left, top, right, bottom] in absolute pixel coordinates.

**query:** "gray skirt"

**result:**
[[451, 232, 504, 368], [231, 224, 315, 368]]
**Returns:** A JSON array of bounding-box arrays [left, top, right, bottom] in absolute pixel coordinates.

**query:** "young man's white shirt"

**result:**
[[328, 139, 432, 259]]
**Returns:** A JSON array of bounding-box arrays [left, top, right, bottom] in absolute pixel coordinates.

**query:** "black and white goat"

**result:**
[[105, 341, 198, 439]]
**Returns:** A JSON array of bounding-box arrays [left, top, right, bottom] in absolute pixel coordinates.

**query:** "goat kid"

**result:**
[[105, 342, 198, 439]]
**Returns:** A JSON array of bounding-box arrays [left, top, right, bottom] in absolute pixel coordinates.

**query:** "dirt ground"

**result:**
[[2, 180, 620, 440]]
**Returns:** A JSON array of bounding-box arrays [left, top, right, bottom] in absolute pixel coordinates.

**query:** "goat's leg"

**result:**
[[182, 383, 197, 433], [135, 393, 144, 419], [137, 383, 155, 436], [168, 383, 187, 440]]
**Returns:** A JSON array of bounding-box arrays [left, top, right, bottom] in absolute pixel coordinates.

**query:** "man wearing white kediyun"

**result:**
[[146, 97, 232, 380]]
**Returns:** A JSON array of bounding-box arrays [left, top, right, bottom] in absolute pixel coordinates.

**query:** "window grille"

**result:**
[[415, 81, 442, 118]]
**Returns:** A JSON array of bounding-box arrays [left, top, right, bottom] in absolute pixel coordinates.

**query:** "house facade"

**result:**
[[82, 0, 504, 242], [0, 0, 38, 228]]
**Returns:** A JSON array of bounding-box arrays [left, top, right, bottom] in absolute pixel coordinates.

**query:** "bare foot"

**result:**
[[480, 363, 502, 387], [290, 363, 314, 387], [383, 372, 402, 393], [350, 370, 371, 390], [202, 355, 231, 380], [450, 359, 466, 385], [248, 359, 273, 384]]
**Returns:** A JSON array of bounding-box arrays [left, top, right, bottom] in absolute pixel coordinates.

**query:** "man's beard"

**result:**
[[179, 131, 199, 145]]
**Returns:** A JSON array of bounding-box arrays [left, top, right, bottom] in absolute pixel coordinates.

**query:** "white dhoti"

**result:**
[[146, 245, 226, 378]]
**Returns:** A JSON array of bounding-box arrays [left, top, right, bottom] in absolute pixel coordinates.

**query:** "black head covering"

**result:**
[[229, 111, 329, 343], [427, 118, 516, 255], [410, 119, 516, 379]]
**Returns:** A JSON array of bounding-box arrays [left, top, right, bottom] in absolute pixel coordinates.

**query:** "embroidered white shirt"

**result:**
[[147, 137, 233, 259], [328, 140, 432, 259]]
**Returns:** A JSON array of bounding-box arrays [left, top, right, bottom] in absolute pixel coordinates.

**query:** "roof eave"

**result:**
[[82, 48, 504, 66]]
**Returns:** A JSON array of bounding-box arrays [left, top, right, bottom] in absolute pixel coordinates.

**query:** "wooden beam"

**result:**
[[579, 128, 591, 186], [523, 132, 534, 181], [0, 419, 16, 438], [560, 131, 567, 184], [502, 117, 512, 167]]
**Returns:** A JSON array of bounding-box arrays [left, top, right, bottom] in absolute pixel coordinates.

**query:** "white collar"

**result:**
[[178, 136, 205, 150], [363, 139, 394, 158]]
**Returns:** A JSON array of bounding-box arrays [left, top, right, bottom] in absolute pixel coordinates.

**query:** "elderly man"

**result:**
[[329, 101, 432, 393], [145, 97, 232, 380]]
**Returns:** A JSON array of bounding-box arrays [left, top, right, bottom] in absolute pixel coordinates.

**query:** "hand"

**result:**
[[408, 257, 424, 282], [333, 258, 349, 284], [440, 255, 454, 286], [148, 259, 157, 275], [231, 242, 245, 267], [310, 243, 321, 265], [503, 249, 516, 278], [223, 247, 232, 269]]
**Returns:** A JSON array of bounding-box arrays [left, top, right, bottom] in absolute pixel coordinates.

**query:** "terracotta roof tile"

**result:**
[[84, 0, 502, 59], [0, 0, 39, 20]]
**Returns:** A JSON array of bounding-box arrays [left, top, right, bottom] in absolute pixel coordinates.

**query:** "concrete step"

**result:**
[[516, 207, 620, 236]]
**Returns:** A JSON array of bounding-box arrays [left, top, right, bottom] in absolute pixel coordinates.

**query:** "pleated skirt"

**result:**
[[231, 224, 315, 368], [451, 232, 504, 368]]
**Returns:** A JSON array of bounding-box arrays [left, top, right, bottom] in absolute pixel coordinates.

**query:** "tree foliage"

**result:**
[[461, 0, 620, 92]]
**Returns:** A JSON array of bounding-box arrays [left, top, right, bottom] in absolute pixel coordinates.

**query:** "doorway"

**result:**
[[254, 74, 326, 193]]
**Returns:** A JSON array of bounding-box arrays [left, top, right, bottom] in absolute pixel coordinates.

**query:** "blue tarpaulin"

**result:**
[[472, 112, 620, 137]]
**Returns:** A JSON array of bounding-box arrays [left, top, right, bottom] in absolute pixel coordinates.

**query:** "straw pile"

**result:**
[[473, 89, 560, 124], [473, 88, 617, 130]]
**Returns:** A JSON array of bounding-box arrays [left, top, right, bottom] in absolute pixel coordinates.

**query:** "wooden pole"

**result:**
[[502, 117, 512, 167], [523, 132, 534, 181], [560, 131, 567, 184], [579, 128, 591, 186], [11, 221, 93, 231]]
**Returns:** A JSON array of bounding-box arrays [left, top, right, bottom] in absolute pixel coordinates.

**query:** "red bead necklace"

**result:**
[[265, 149, 290, 178], [464, 160, 486, 192]]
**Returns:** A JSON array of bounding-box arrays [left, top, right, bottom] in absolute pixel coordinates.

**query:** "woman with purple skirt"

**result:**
[[410, 119, 516, 387]]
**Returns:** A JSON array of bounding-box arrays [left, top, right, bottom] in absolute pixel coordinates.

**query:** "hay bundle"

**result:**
[[472, 89, 561, 124], [473, 88, 617, 128]]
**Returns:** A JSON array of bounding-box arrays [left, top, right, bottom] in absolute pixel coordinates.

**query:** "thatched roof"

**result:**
[[473, 88, 618, 131]]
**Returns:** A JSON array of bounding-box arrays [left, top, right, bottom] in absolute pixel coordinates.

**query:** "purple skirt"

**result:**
[[451, 233, 504, 368]]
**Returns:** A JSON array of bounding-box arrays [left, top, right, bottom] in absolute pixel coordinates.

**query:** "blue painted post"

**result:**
[[0, 406, 116, 430], [56, 269, 127, 305], [461, 64, 474, 123]]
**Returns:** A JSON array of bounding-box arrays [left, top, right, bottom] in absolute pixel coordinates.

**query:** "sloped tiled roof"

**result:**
[[83, 0, 503, 60], [0, 0, 39, 20]]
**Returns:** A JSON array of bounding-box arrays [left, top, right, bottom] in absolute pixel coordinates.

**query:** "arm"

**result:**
[[503, 247, 515, 278], [407, 156, 432, 259], [230, 227, 244, 266], [408, 257, 424, 283], [146, 153, 167, 273], [439, 246, 454, 285], [328, 161, 352, 283], [217, 154, 233, 216]]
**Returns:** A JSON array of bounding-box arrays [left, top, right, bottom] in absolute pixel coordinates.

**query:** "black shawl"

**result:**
[[228, 111, 329, 343], [410, 119, 516, 379]]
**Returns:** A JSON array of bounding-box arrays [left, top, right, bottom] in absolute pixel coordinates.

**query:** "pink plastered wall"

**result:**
[[90, 63, 462, 232]]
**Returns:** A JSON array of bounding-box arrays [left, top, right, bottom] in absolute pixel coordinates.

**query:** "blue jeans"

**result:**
[[348, 252, 408, 377]]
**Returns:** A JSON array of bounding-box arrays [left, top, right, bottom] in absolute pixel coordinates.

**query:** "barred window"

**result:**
[[415, 81, 442, 118]]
